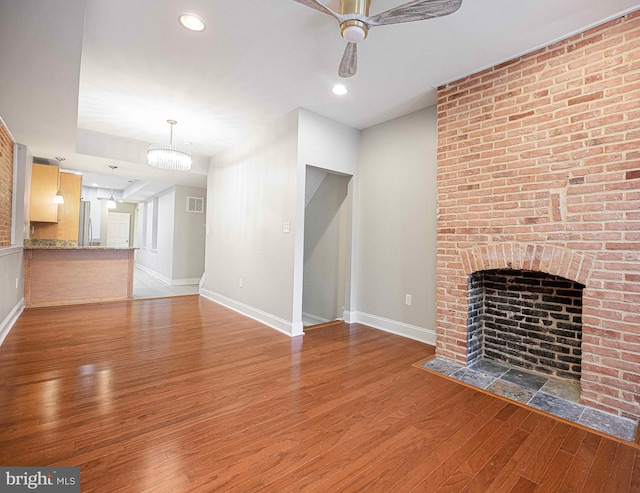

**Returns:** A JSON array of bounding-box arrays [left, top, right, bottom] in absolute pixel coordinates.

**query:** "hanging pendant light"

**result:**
[[53, 157, 65, 204], [147, 119, 192, 171], [108, 165, 117, 209]]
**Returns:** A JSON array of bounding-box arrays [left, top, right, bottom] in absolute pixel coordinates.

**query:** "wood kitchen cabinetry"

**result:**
[[29, 163, 59, 222], [29, 164, 82, 241]]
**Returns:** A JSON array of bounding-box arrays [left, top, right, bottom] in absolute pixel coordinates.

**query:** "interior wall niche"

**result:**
[[467, 269, 584, 381]]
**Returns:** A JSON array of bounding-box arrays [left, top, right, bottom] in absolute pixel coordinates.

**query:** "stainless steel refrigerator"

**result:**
[[78, 200, 92, 246]]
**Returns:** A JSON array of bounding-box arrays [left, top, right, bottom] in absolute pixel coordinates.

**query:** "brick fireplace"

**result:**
[[467, 269, 584, 380], [435, 12, 640, 421]]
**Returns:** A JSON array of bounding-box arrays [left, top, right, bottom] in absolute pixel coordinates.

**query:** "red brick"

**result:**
[[435, 13, 640, 419], [0, 123, 13, 246]]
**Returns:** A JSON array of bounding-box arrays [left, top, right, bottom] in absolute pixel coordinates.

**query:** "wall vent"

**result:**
[[187, 196, 204, 213]]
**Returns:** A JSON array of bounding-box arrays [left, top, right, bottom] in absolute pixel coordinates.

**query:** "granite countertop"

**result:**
[[23, 239, 136, 250]]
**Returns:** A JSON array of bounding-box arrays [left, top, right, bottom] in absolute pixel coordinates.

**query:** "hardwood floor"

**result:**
[[0, 296, 638, 492]]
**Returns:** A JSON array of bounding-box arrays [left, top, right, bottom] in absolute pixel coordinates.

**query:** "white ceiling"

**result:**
[[1, 0, 639, 200]]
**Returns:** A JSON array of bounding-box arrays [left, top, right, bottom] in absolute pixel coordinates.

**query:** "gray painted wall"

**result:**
[[355, 106, 438, 342], [172, 186, 206, 281], [203, 109, 361, 336], [202, 106, 437, 343], [136, 185, 205, 284], [0, 142, 29, 345]]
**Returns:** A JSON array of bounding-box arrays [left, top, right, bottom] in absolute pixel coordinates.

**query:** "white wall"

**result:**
[[0, 142, 29, 346], [156, 191, 176, 279], [136, 188, 175, 282], [202, 110, 299, 335], [297, 109, 360, 176], [354, 106, 438, 344]]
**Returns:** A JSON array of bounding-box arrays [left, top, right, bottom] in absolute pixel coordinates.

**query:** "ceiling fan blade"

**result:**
[[292, 0, 339, 20], [338, 43, 357, 78], [367, 0, 462, 26]]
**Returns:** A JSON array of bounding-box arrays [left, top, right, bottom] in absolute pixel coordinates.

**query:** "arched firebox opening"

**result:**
[[467, 269, 584, 382]]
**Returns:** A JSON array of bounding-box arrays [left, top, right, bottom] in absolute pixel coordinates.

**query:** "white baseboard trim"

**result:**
[[135, 264, 172, 285], [171, 277, 201, 286], [343, 310, 355, 323], [135, 264, 200, 286], [352, 311, 436, 346], [0, 299, 24, 347], [200, 288, 300, 337]]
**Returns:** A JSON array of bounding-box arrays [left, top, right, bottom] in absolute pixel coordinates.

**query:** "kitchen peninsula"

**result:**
[[24, 242, 135, 308]]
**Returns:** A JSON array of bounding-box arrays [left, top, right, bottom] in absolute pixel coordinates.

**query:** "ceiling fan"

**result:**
[[294, 0, 462, 77]]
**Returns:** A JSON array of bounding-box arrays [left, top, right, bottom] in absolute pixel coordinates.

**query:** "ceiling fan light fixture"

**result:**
[[341, 21, 368, 43], [179, 13, 206, 32], [147, 120, 192, 171], [108, 164, 118, 209], [297, 0, 462, 77], [54, 156, 65, 205], [107, 195, 117, 209]]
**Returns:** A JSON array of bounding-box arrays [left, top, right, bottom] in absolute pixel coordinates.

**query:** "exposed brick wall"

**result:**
[[436, 11, 640, 420], [0, 121, 14, 246]]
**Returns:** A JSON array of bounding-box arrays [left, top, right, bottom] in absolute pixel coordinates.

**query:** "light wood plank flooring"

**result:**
[[0, 296, 638, 492]]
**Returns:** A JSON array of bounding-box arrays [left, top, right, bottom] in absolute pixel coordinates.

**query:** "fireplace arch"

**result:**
[[459, 243, 595, 286]]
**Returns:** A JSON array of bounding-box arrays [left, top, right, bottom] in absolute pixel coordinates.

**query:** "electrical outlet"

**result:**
[[283, 221, 290, 233], [239, 278, 243, 288], [405, 294, 412, 306], [15, 277, 19, 289]]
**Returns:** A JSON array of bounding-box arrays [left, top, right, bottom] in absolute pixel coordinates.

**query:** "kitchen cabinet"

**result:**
[[29, 163, 59, 222], [30, 168, 82, 241]]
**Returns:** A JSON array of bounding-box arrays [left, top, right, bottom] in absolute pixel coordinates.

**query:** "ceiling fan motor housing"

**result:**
[[340, 0, 370, 42], [340, 0, 370, 16]]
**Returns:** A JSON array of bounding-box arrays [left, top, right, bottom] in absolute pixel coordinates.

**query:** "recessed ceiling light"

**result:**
[[179, 13, 206, 32], [332, 84, 348, 96], [92, 183, 98, 187]]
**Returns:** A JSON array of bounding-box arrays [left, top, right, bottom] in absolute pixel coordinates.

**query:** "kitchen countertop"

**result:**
[[23, 245, 137, 250]]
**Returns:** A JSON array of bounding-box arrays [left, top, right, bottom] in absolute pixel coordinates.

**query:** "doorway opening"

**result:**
[[302, 166, 352, 328]]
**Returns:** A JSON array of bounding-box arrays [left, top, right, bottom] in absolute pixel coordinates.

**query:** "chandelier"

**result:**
[[147, 119, 192, 171]]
